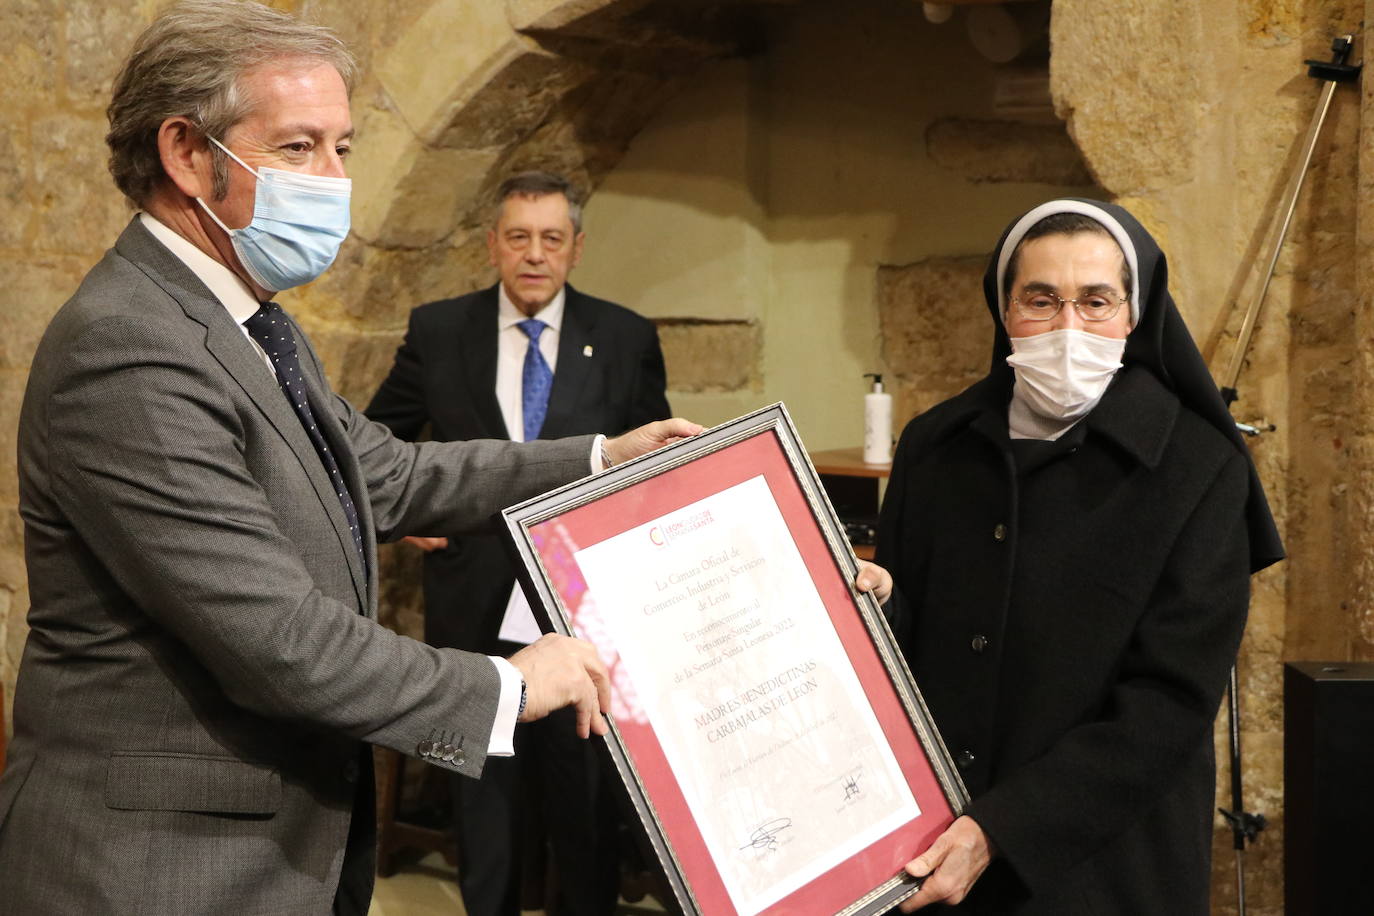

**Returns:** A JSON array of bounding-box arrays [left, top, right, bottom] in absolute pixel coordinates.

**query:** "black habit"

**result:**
[[876, 199, 1282, 914]]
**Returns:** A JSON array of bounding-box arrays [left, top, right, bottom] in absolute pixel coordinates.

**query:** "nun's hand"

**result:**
[[898, 816, 993, 911], [855, 560, 892, 605]]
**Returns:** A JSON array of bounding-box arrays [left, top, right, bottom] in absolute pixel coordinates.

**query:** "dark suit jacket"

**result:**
[[366, 283, 669, 655], [0, 220, 596, 914], [877, 365, 1251, 915]]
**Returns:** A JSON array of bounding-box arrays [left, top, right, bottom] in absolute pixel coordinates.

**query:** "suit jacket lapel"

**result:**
[[463, 286, 509, 439], [117, 220, 370, 611], [542, 287, 596, 439]]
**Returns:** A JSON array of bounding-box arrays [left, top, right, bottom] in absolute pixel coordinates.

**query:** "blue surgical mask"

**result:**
[[195, 136, 351, 292]]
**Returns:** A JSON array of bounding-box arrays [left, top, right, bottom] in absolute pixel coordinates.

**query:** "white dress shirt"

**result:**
[[492, 287, 567, 646]]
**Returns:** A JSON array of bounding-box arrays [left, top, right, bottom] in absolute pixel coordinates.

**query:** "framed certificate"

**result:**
[[502, 403, 968, 916]]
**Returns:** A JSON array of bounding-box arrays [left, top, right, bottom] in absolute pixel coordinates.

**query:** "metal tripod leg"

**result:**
[[1221, 35, 1360, 405]]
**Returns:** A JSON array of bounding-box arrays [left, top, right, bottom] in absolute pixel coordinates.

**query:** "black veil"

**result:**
[[982, 198, 1284, 572]]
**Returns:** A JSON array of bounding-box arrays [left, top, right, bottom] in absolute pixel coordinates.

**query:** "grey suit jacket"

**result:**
[[0, 219, 595, 913]]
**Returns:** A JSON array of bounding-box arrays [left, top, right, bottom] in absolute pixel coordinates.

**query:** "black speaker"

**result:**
[[1283, 661, 1374, 915]]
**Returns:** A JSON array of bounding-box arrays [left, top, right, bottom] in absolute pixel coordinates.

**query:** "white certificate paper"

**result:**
[[573, 475, 919, 916], [497, 582, 542, 645]]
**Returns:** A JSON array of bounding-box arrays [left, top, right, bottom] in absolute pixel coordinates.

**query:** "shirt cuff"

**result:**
[[487, 656, 522, 757], [591, 433, 609, 474]]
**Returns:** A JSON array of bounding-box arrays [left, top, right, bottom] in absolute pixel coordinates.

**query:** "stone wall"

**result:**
[[1, 1, 1371, 911], [876, 257, 991, 424], [1, 0, 152, 743], [0, 0, 784, 723], [1051, 2, 1370, 914], [575, 0, 1100, 443]]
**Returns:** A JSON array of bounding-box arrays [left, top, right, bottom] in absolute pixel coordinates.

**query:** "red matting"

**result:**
[[528, 429, 955, 915]]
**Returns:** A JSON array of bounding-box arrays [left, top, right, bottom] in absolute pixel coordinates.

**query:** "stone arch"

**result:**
[[288, 0, 1103, 421], [292, 0, 789, 402], [309, 0, 1100, 630], [290, 0, 808, 642]]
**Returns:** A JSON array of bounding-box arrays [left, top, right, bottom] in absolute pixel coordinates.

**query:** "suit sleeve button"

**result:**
[[417, 740, 433, 758], [992, 523, 1007, 542], [971, 635, 988, 653], [956, 749, 975, 769]]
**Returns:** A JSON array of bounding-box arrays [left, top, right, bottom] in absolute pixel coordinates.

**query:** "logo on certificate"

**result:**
[[648, 509, 716, 548]]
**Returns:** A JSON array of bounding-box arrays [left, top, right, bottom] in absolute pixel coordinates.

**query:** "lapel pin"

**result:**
[[583, 345, 594, 357]]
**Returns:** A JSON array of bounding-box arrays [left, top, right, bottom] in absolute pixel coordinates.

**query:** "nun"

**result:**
[[874, 199, 1283, 913]]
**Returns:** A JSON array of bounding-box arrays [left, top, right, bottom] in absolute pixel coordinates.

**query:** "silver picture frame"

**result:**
[[502, 402, 968, 916]]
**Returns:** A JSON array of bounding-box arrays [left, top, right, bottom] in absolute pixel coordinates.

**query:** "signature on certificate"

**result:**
[[740, 817, 793, 853], [829, 764, 865, 808]]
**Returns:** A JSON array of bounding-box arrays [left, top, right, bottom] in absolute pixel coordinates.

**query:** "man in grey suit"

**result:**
[[0, 2, 697, 913]]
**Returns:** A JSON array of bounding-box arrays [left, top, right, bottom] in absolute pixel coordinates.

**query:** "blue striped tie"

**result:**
[[518, 318, 553, 441]]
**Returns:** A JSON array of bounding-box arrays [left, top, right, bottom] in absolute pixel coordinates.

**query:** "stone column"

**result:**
[[1349, 4, 1374, 658]]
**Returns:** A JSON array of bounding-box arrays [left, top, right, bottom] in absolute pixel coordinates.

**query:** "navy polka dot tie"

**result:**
[[518, 318, 553, 441], [244, 302, 366, 569]]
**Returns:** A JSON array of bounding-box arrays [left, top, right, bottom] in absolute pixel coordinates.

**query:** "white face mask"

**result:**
[[1006, 328, 1126, 421]]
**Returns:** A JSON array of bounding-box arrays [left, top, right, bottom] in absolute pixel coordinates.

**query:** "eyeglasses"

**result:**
[[1010, 291, 1128, 322]]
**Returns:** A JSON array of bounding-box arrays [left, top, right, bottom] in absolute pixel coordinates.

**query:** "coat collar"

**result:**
[[463, 282, 599, 441], [542, 284, 597, 439], [459, 285, 508, 437], [1083, 365, 1177, 470], [958, 364, 1176, 470]]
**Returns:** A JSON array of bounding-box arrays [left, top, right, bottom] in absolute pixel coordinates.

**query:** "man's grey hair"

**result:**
[[106, 0, 357, 206], [493, 171, 586, 234]]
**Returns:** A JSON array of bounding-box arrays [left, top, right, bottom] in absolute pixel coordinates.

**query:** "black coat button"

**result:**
[[956, 749, 975, 769], [993, 523, 1007, 542], [343, 759, 359, 784], [971, 634, 988, 653]]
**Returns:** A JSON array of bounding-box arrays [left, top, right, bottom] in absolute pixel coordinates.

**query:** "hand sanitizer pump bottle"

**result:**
[[863, 373, 892, 465]]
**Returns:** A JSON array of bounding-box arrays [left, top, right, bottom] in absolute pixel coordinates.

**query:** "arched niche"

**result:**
[[290, 0, 798, 401], [288, 0, 1093, 428]]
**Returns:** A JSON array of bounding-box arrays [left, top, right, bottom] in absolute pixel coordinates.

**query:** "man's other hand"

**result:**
[[604, 418, 703, 467], [508, 634, 612, 739], [401, 535, 448, 552]]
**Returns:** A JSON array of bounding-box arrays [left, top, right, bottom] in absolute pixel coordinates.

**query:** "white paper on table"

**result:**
[[572, 475, 919, 916], [497, 582, 542, 645]]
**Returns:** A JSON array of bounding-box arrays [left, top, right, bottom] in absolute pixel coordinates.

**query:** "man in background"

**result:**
[[368, 171, 670, 915]]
